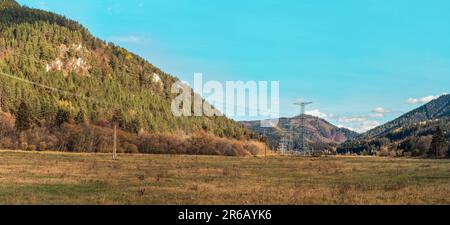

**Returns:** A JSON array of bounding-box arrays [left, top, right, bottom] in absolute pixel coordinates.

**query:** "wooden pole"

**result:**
[[113, 123, 117, 160], [260, 130, 267, 159], [263, 130, 267, 159], [265, 143, 267, 159], [0, 89, 2, 112]]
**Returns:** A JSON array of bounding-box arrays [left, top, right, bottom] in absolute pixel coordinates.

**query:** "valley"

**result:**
[[0, 150, 449, 205], [0, 0, 449, 209]]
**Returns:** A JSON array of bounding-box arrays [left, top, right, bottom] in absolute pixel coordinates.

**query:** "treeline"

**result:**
[[0, 2, 254, 141], [0, 109, 266, 156]]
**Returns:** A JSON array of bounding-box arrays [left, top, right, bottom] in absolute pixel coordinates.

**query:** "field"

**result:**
[[0, 150, 449, 205]]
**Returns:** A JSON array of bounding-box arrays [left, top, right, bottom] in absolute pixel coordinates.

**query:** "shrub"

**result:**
[[20, 142, 28, 150], [27, 145, 37, 151], [1, 120, 264, 156], [245, 141, 265, 156], [39, 142, 47, 151], [403, 152, 412, 157], [378, 149, 390, 157], [0, 137, 15, 149], [216, 139, 234, 156], [124, 143, 139, 154]]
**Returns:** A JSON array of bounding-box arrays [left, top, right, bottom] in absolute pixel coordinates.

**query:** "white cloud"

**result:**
[[406, 93, 447, 105], [357, 120, 380, 133], [368, 107, 392, 118], [342, 120, 379, 133], [337, 116, 366, 123], [337, 124, 355, 131], [407, 96, 437, 104], [333, 115, 380, 133], [305, 109, 327, 119], [372, 107, 391, 114]]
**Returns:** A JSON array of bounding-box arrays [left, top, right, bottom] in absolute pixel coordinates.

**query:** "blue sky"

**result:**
[[18, 0, 450, 132]]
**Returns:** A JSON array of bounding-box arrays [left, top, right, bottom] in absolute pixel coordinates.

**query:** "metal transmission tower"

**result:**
[[278, 136, 288, 155], [294, 101, 312, 153], [278, 122, 293, 155], [287, 126, 295, 152]]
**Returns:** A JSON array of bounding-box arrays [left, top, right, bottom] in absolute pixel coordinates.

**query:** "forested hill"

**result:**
[[0, 0, 252, 139], [359, 94, 450, 140], [0, 1, 263, 155], [338, 94, 450, 157]]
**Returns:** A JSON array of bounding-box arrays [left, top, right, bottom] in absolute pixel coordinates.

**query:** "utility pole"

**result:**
[[259, 130, 268, 158], [0, 88, 3, 112], [113, 123, 117, 160], [0, 88, 2, 112], [294, 100, 312, 154], [263, 129, 267, 159], [112, 109, 122, 160]]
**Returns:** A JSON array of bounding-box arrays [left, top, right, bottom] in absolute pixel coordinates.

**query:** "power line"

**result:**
[[0, 71, 87, 99], [1, 51, 298, 119], [0, 70, 121, 159]]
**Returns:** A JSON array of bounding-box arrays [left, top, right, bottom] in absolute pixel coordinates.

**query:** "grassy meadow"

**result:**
[[0, 150, 449, 205]]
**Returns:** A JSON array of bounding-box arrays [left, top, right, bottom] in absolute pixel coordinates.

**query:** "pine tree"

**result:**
[[15, 101, 32, 132], [15, 101, 32, 148], [55, 109, 70, 127], [128, 118, 141, 134], [75, 110, 85, 124], [447, 145, 450, 159], [429, 127, 447, 158], [112, 109, 125, 128]]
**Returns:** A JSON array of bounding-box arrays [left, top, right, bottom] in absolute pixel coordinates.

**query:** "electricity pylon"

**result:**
[[113, 123, 118, 160], [294, 101, 312, 153], [278, 136, 288, 155]]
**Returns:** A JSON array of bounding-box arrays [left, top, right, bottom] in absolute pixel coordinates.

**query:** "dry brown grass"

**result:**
[[0, 150, 449, 205]]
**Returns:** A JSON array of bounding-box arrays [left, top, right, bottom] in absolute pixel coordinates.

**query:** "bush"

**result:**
[[0, 137, 15, 149], [124, 143, 139, 154], [39, 142, 47, 151], [20, 142, 28, 150], [216, 139, 234, 156], [27, 145, 37, 151], [403, 152, 412, 157], [378, 149, 390, 157], [245, 141, 266, 156]]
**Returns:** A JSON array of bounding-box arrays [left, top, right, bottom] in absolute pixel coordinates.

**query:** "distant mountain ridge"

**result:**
[[358, 94, 450, 140], [241, 115, 359, 150], [338, 94, 450, 156]]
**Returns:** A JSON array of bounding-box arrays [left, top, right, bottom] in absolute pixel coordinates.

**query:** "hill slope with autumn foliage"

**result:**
[[0, 0, 262, 155]]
